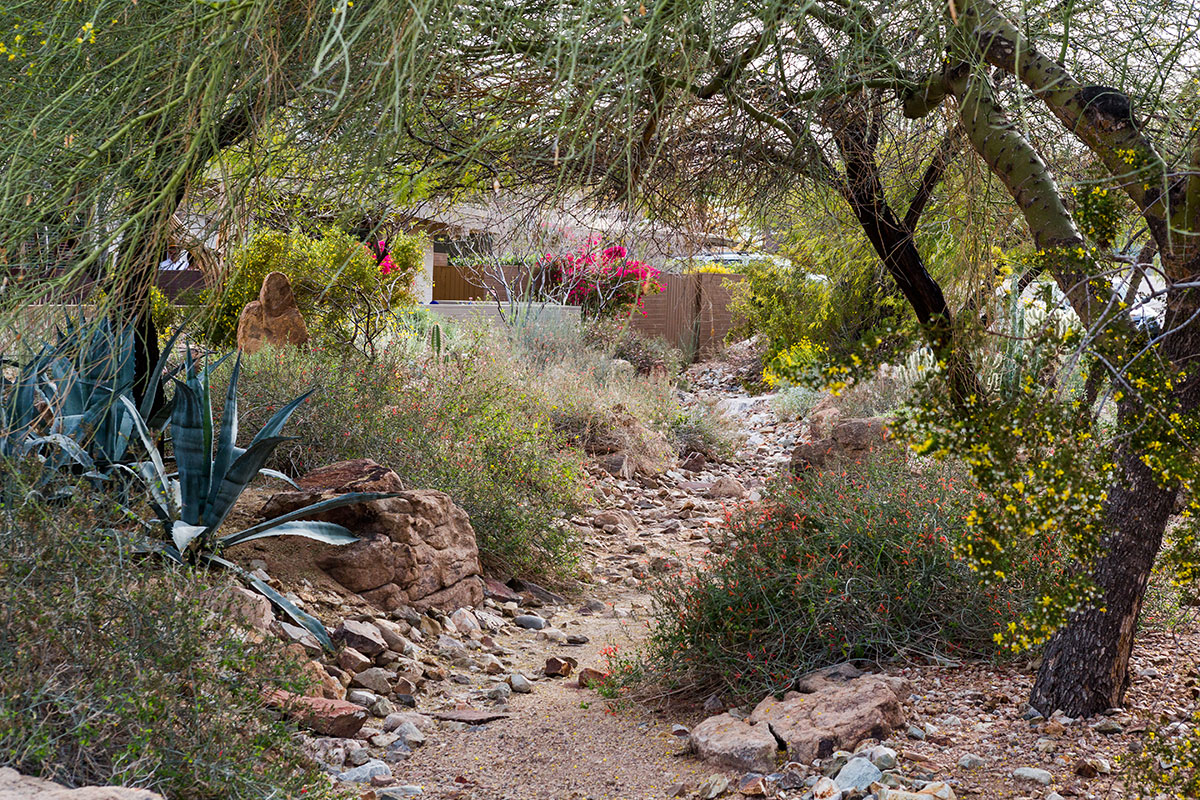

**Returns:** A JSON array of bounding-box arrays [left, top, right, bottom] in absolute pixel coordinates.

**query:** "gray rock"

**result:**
[[689, 713, 777, 773], [957, 753, 986, 769], [379, 787, 424, 798], [371, 698, 396, 718], [347, 689, 379, 707], [697, 774, 732, 800], [1093, 718, 1123, 734], [350, 667, 397, 695], [834, 757, 882, 792], [486, 682, 512, 701], [905, 724, 926, 740], [509, 673, 533, 693], [393, 720, 426, 748], [1012, 767, 1053, 785], [335, 758, 391, 783], [513, 614, 547, 630], [866, 746, 898, 770]]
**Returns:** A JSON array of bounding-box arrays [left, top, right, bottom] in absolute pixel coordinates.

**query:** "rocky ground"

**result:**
[[235, 354, 1199, 800]]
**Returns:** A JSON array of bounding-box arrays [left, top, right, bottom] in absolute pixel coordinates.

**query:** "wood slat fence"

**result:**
[[432, 265, 742, 358]]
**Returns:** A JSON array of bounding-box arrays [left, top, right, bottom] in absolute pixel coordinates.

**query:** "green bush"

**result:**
[[221, 343, 585, 579], [727, 258, 907, 369], [0, 487, 337, 799], [636, 449, 1058, 700], [201, 228, 422, 351]]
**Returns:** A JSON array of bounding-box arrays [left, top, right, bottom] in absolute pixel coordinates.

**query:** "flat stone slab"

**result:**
[[432, 709, 512, 724]]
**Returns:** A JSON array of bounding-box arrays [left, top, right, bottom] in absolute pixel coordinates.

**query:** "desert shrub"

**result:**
[[0, 486, 336, 799], [583, 318, 685, 377], [221, 343, 585, 578], [200, 227, 421, 351], [666, 404, 734, 460], [637, 449, 1059, 700], [772, 384, 824, 421]]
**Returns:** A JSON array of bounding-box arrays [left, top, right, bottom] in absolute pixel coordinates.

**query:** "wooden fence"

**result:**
[[432, 264, 743, 358]]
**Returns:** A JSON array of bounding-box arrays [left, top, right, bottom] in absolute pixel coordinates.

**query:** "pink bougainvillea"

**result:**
[[539, 240, 663, 318]]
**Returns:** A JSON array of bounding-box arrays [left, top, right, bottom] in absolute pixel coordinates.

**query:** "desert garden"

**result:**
[[3, 2, 1200, 800]]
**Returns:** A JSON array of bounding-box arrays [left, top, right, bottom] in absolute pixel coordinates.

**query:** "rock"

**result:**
[[1073, 756, 1110, 777], [737, 773, 768, 796], [576, 667, 607, 689], [697, 774, 731, 799], [544, 656, 576, 678], [577, 599, 608, 615], [215, 585, 274, 632], [392, 721, 427, 748], [748, 671, 906, 763], [371, 698, 396, 717], [379, 787, 424, 799], [236, 271, 310, 354], [1012, 767, 1053, 785], [811, 776, 842, 800], [337, 646, 372, 674], [566, 633, 589, 645], [450, 608, 480, 632], [347, 689, 378, 707], [688, 713, 778, 773], [277, 621, 322, 653], [264, 690, 367, 737], [791, 417, 892, 472], [335, 758, 391, 784], [383, 712, 436, 734], [261, 473, 483, 612], [333, 620, 388, 658], [835, 757, 882, 792], [1092, 718, 1123, 734], [514, 614, 547, 630], [0, 767, 165, 799], [350, 667, 397, 695], [486, 683, 512, 701], [538, 627, 568, 645], [957, 753, 986, 770], [707, 476, 747, 499], [866, 745, 898, 770], [508, 673, 533, 693]]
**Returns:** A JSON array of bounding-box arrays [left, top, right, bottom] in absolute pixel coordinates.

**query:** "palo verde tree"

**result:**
[[440, 0, 1200, 716]]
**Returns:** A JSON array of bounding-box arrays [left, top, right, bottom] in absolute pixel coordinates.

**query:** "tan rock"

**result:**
[[0, 768, 163, 799], [688, 713, 778, 773], [236, 271, 309, 354], [260, 461, 483, 612], [748, 670, 906, 763]]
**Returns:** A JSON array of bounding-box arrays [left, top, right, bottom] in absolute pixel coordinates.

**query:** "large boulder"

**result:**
[[748, 665, 907, 763], [236, 271, 310, 354], [259, 459, 483, 612], [0, 768, 163, 799], [791, 417, 892, 472], [688, 712, 779, 773]]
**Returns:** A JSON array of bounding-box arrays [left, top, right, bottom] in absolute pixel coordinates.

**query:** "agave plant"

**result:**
[[125, 352, 393, 649], [42, 316, 184, 471]]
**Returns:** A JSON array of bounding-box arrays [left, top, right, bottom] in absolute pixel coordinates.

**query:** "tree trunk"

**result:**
[[1029, 443, 1175, 716]]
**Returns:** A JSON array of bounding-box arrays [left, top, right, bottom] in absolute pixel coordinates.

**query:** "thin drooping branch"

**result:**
[[904, 124, 964, 232]]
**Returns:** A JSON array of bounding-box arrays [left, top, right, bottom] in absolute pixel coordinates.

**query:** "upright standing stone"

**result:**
[[236, 271, 310, 354]]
